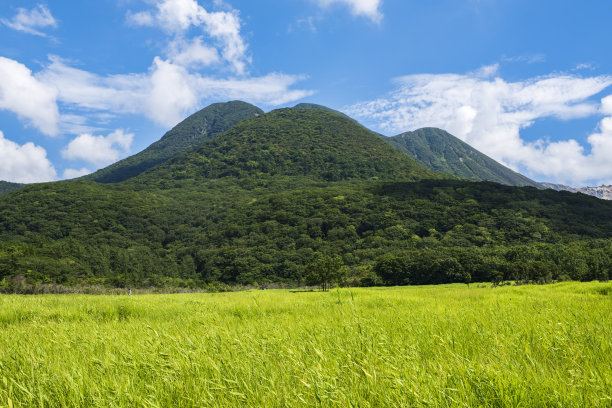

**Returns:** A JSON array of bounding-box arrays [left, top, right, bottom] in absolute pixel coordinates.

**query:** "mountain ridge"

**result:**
[[0, 181, 25, 196], [131, 108, 438, 186], [290, 103, 541, 188], [386, 127, 542, 188], [83, 101, 263, 183]]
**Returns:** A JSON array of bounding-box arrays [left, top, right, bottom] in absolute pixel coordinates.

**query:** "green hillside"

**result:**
[[292, 104, 540, 187], [0, 181, 25, 196], [84, 101, 263, 183], [1, 105, 611, 292], [387, 127, 542, 187], [293, 103, 359, 123], [135, 108, 436, 185]]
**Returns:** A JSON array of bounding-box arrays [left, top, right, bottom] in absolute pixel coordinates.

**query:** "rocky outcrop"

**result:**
[[541, 183, 612, 200]]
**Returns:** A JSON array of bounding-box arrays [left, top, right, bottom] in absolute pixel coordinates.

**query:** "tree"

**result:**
[[374, 252, 411, 286], [305, 255, 344, 291]]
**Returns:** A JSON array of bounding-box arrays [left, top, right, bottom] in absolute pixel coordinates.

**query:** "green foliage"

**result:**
[[1, 284, 611, 407], [305, 255, 345, 290], [293, 102, 361, 124], [1, 177, 612, 290], [0, 181, 25, 196], [84, 101, 263, 183], [1, 106, 612, 290], [386, 127, 542, 187], [135, 108, 437, 184]]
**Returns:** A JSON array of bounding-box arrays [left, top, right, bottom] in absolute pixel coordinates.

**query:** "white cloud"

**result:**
[[127, 0, 249, 73], [37, 56, 146, 114], [62, 129, 134, 167], [147, 57, 199, 125], [62, 167, 91, 179], [37, 55, 313, 127], [2, 2, 313, 136], [1, 4, 57, 36], [0, 57, 59, 136], [315, 0, 383, 23], [346, 66, 612, 186], [575, 63, 594, 71], [167, 36, 220, 68], [602, 95, 612, 115], [0, 130, 56, 183]]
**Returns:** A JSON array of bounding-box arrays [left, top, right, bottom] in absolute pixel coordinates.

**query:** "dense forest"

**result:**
[[0, 181, 24, 197], [1, 107, 611, 292]]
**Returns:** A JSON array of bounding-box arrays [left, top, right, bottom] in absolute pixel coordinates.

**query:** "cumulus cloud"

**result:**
[[1, 3, 312, 136], [127, 0, 248, 73], [0, 130, 56, 183], [62, 129, 134, 167], [1, 4, 57, 36], [167, 36, 220, 68], [0, 57, 59, 136], [37, 55, 313, 127], [346, 66, 612, 186], [62, 167, 91, 179], [602, 95, 612, 115], [315, 0, 383, 23]]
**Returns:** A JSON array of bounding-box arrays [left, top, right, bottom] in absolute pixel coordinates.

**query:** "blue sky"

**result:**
[[1, 0, 612, 186]]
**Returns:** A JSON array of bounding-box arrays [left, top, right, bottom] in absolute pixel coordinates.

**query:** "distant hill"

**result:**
[[542, 183, 612, 200], [136, 108, 437, 185], [0, 181, 25, 196], [84, 101, 263, 183], [387, 128, 542, 188]]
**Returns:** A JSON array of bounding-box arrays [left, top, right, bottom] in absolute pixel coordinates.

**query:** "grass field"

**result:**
[[1, 282, 611, 407]]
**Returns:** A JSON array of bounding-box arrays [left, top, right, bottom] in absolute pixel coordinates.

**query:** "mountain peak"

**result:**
[[293, 103, 358, 123], [85, 101, 263, 183], [386, 127, 542, 188], [134, 108, 437, 185]]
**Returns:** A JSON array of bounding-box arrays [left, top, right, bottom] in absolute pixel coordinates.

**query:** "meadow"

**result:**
[[0, 282, 611, 407]]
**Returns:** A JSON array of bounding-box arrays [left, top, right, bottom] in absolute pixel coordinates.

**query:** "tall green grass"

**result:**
[[1, 282, 611, 407]]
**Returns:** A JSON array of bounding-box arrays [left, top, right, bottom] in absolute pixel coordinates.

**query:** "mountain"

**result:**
[[0, 181, 25, 196], [292, 104, 539, 187], [134, 108, 437, 185], [84, 101, 263, 183], [293, 103, 359, 123], [542, 183, 612, 200], [386, 128, 542, 188], [1, 102, 612, 292]]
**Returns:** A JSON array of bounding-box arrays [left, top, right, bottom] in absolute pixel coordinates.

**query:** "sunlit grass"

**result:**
[[1, 282, 611, 407]]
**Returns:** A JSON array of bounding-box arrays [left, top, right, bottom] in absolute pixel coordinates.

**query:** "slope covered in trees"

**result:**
[[1, 178, 611, 291], [133, 108, 437, 185], [1, 104, 611, 292], [83, 101, 263, 183], [0, 181, 25, 196], [387, 128, 542, 187], [291, 104, 541, 187]]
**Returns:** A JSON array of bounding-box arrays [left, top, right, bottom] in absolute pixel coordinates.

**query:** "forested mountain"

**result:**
[[387, 128, 542, 188], [133, 108, 437, 185], [1, 103, 611, 292], [292, 104, 540, 187], [293, 103, 359, 123], [83, 101, 263, 183], [0, 181, 25, 196]]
